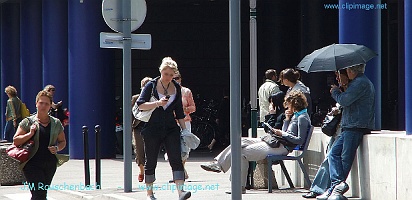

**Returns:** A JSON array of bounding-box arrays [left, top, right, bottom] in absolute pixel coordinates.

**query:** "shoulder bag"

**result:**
[[133, 84, 158, 122], [321, 113, 342, 136], [6, 118, 35, 162]]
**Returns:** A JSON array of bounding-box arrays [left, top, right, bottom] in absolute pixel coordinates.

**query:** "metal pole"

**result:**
[[122, 0, 133, 192], [95, 125, 101, 189], [82, 126, 90, 186], [229, 0, 242, 199], [248, 0, 258, 188]]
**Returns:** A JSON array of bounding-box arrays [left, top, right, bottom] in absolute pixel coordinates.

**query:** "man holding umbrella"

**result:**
[[317, 63, 375, 200]]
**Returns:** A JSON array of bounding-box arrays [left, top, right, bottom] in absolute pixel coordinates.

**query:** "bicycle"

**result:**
[[190, 99, 219, 149]]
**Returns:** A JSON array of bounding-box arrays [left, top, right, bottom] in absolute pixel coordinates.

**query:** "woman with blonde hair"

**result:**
[[136, 57, 191, 200], [3, 85, 22, 142]]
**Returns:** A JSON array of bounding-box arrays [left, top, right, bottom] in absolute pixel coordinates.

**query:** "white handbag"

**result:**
[[132, 85, 157, 122]]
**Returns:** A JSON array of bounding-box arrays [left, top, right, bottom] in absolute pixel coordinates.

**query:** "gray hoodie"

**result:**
[[287, 81, 312, 115]]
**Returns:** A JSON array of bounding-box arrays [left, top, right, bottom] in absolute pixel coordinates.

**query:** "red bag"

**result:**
[[6, 140, 34, 162]]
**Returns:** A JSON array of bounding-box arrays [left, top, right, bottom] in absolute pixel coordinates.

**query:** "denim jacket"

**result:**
[[331, 73, 375, 130]]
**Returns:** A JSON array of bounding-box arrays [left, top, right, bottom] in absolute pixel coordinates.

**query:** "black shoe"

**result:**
[[331, 182, 349, 195], [302, 191, 320, 198], [225, 187, 246, 194]]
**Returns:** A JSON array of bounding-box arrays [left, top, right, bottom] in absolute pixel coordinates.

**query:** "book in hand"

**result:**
[[262, 122, 282, 139]]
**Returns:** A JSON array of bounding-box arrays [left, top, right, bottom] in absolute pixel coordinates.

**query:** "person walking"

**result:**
[[258, 69, 281, 126], [173, 71, 196, 179], [132, 77, 152, 182], [3, 86, 22, 142], [43, 85, 68, 126], [13, 90, 67, 200], [317, 64, 375, 200], [135, 57, 191, 200], [208, 88, 230, 150]]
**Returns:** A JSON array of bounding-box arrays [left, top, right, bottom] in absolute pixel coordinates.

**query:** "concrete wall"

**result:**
[[260, 127, 411, 200]]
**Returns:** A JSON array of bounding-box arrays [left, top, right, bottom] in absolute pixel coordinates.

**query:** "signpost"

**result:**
[[100, 32, 151, 49], [100, 0, 150, 192]]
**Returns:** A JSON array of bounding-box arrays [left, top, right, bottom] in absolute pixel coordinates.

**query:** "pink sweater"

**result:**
[[181, 86, 196, 122]]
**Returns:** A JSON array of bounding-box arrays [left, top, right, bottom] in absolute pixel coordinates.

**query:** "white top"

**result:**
[[158, 89, 176, 109]]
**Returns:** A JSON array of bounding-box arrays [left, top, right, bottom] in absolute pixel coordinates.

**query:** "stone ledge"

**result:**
[[0, 143, 26, 186]]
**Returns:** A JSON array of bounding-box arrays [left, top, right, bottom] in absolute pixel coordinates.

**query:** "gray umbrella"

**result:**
[[296, 43, 378, 73]]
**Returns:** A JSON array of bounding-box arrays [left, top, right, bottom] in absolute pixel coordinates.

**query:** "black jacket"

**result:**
[[136, 77, 184, 136]]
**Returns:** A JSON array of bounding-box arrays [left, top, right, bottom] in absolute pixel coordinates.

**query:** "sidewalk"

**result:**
[[0, 149, 356, 200]]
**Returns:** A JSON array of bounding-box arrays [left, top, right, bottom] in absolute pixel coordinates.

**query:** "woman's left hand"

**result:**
[[48, 146, 58, 154]]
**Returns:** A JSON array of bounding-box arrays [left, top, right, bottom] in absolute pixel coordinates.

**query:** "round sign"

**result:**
[[102, 0, 147, 33]]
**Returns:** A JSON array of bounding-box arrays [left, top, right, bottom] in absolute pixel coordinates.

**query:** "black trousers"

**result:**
[[23, 160, 57, 200], [143, 131, 184, 183]]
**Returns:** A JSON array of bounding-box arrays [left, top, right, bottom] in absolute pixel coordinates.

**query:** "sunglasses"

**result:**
[[173, 77, 181, 80]]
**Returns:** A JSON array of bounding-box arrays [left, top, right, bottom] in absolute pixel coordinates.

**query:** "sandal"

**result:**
[[138, 174, 144, 182], [184, 169, 189, 180]]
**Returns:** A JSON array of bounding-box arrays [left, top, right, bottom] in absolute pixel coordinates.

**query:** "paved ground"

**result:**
[[0, 148, 358, 200]]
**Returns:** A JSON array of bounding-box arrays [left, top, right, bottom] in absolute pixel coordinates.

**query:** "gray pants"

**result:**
[[215, 137, 289, 187]]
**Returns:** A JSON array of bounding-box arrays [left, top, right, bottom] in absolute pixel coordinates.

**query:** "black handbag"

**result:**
[[321, 113, 342, 136], [261, 134, 281, 148]]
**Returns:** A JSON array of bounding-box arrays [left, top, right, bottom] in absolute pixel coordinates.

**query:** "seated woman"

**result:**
[[200, 90, 311, 194]]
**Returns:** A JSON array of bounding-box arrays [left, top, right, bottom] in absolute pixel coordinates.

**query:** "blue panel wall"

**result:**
[[68, 0, 115, 158], [405, 0, 412, 134], [43, 0, 70, 152], [1, 3, 20, 137], [20, 0, 43, 110]]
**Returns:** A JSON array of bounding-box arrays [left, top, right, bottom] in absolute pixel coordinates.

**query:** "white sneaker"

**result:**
[[316, 191, 330, 200], [200, 162, 222, 173]]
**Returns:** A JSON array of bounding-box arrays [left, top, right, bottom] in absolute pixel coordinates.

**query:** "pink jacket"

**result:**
[[181, 86, 196, 122]]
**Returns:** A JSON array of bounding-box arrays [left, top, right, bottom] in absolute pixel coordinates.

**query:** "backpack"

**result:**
[[21, 102, 30, 118]]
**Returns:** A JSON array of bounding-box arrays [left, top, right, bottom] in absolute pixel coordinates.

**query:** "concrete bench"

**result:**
[[0, 142, 26, 186]]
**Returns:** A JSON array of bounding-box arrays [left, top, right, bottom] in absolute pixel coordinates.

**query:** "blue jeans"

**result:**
[[310, 133, 341, 194], [3, 120, 15, 142], [310, 157, 331, 194], [327, 130, 364, 193]]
